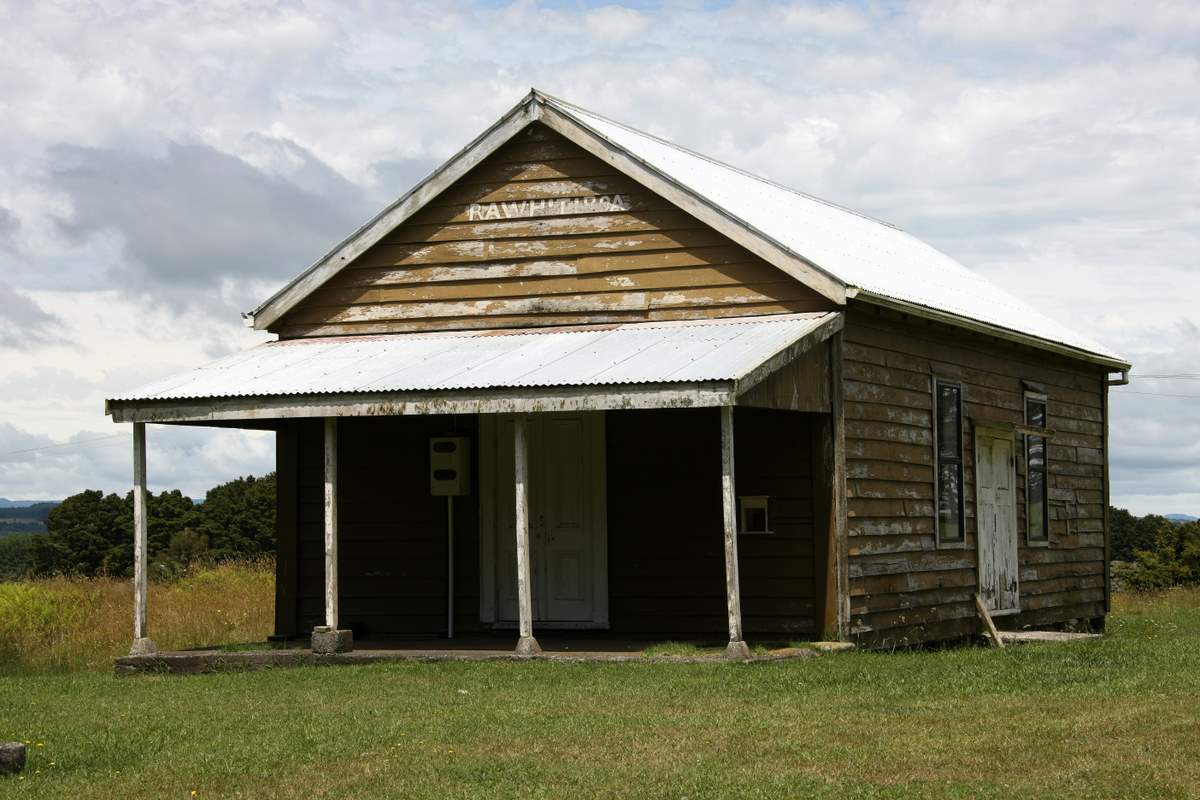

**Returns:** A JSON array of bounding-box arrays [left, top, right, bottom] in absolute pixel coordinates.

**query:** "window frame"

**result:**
[[933, 377, 967, 549], [737, 495, 772, 536], [1023, 390, 1050, 546]]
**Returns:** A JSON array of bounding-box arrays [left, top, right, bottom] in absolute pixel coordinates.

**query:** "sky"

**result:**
[[0, 0, 1196, 513]]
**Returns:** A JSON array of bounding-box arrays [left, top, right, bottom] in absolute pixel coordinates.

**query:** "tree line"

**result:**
[[0, 474, 275, 581], [1110, 508, 1200, 591]]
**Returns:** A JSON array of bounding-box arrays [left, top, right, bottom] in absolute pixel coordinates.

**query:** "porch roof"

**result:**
[[106, 312, 841, 423]]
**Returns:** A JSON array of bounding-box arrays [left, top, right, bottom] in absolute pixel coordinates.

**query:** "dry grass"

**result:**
[[0, 559, 274, 673]]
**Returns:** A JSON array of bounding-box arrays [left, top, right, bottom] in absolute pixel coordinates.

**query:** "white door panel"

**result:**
[[976, 428, 1019, 614], [488, 413, 606, 626]]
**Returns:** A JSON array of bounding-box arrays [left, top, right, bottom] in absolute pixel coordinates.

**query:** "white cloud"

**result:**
[[0, 0, 1195, 513]]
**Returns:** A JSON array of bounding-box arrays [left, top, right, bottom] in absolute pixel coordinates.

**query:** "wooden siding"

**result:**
[[842, 305, 1109, 647], [282, 409, 819, 639], [738, 340, 831, 413], [273, 124, 832, 338], [606, 407, 819, 636], [293, 416, 483, 637]]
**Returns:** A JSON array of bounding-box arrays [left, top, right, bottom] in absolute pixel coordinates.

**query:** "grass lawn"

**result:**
[[3, 590, 1200, 799]]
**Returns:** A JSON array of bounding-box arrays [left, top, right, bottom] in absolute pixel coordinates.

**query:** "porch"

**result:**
[[106, 313, 849, 660], [114, 633, 839, 676]]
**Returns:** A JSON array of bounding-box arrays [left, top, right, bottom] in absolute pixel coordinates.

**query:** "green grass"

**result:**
[[3, 589, 1199, 799]]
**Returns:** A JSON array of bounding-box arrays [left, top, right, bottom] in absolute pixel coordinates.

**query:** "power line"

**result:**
[[1117, 390, 1200, 399], [1133, 374, 1200, 380], [0, 434, 127, 458]]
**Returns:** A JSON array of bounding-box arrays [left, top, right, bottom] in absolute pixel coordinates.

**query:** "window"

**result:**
[[935, 381, 965, 544], [1025, 394, 1049, 543], [738, 496, 771, 535]]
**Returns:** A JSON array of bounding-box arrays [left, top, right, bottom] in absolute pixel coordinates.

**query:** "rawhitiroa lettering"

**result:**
[[467, 194, 632, 221]]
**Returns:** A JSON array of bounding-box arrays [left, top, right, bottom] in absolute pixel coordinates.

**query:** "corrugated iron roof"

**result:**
[[110, 313, 838, 402], [542, 94, 1124, 364]]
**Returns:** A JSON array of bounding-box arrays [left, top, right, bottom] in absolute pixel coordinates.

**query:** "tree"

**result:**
[[33, 490, 132, 576], [196, 473, 276, 560], [0, 533, 35, 580], [28, 473, 276, 578], [1125, 518, 1200, 591]]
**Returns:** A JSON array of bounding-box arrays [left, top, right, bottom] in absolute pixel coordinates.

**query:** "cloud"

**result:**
[[46, 139, 374, 314], [0, 282, 61, 348], [0, 0, 1195, 511], [0, 206, 17, 244], [0, 421, 274, 501]]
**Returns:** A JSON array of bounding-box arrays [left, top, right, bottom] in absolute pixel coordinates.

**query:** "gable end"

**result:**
[[272, 124, 834, 338]]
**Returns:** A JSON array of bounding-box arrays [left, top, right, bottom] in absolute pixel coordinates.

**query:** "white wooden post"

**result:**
[[324, 416, 339, 629], [129, 422, 156, 656], [312, 417, 351, 653], [513, 416, 540, 656], [721, 406, 750, 659]]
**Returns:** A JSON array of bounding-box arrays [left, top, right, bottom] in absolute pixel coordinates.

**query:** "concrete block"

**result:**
[[129, 637, 157, 656], [0, 742, 26, 774], [311, 627, 353, 654], [725, 639, 752, 661], [514, 636, 542, 657]]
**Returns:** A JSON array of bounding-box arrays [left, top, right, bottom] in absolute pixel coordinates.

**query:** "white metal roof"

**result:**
[[110, 313, 838, 403], [542, 95, 1124, 365], [243, 90, 1125, 368]]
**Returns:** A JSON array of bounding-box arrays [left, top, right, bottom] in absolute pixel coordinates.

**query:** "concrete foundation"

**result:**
[[311, 627, 354, 654], [514, 636, 542, 657], [129, 637, 157, 656], [725, 639, 752, 660]]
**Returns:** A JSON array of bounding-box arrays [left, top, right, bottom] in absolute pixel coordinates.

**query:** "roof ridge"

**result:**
[[536, 90, 902, 232]]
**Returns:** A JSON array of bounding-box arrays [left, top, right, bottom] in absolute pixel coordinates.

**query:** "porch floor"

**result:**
[[115, 633, 833, 675]]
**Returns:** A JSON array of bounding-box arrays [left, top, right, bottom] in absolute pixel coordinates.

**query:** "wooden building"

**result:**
[[107, 91, 1130, 655]]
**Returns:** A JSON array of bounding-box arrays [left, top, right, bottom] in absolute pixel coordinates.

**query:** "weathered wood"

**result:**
[[830, 332, 849, 640], [272, 124, 836, 336], [383, 209, 702, 245], [251, 99, 538, 330], [720, 406, 749, 657], [331, 245, 751, 287], [737, 340, 831, 412], [974, 593, 1005, 649], [110, 382, 736, 424], [130, 422, 153, 654], [309, 263, 797, 307], [512, 416, 540, 655], [1102, 378, 1112, 613], [843, 306, 1111, 643], [323, 417, 339, 630], [286, 282, 820, 326], [277, 302, 815, 338], [606, 408, 817, 637], [274, 423, 299, 638]]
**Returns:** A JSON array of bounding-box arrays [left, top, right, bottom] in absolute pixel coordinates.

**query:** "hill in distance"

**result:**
[[0, 498, 59, 508], [1166, 514, 1198, 523]]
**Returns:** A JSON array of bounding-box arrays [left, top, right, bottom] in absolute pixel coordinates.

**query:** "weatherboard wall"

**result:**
[[272, 124, 833, 338], [841, 306, 1108, 647], [276, 408, 821, 639]]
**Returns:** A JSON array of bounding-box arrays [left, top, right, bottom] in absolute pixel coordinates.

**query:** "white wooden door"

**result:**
[[539, 415, 594, 621], [976, 427, 1020, 615], [490, 413, 607, 626]]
